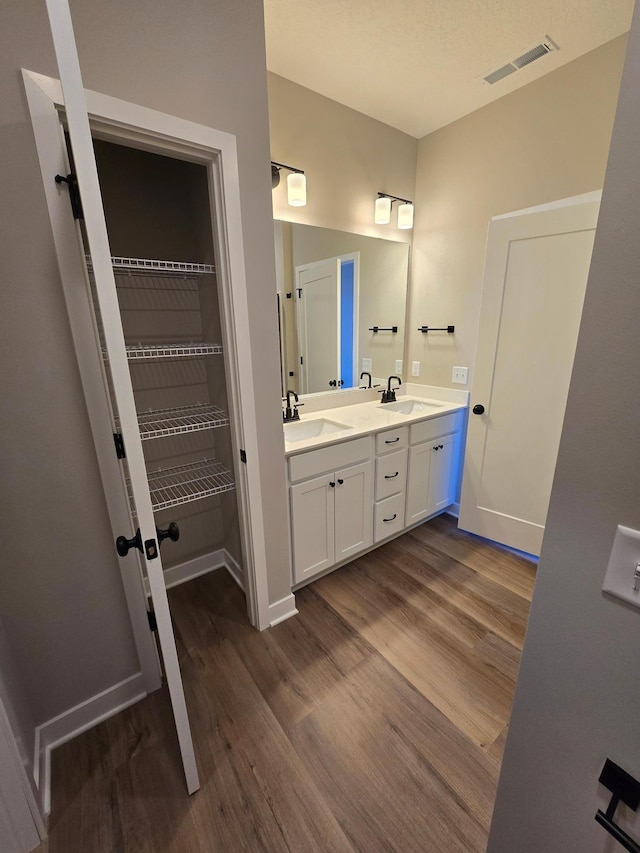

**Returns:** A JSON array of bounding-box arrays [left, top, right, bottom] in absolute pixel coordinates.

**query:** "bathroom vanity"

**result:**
[[284, 387, 468, 586]]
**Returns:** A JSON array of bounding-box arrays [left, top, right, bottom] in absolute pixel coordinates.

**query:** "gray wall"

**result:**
[[488, 5, 640, 851], [0, 0, 287, 729]]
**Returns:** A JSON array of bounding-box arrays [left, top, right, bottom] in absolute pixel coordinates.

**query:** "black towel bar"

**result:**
[[418, 325, 455, 334], [369, 326, 398, 333]]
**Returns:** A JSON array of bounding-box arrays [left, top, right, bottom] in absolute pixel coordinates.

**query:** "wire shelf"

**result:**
[[122, 343, 223, 360], [130, 458, 235, 513], [129, 403, 230, 440], [87, 255, 215, 276]]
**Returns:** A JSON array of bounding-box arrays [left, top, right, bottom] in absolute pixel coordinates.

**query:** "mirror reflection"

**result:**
[[274, 221, 410, 395]]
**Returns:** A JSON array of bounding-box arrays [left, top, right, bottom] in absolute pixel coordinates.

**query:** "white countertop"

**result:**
[[283, 385, 468, 456]]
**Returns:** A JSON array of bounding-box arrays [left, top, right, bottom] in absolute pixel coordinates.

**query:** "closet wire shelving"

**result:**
[[95, 255, 235, 515]]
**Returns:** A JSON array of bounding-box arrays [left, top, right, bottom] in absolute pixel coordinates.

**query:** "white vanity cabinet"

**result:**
[[287, 406, 464, 587], [405, 412, 462, 526], [289, 437, 374, 585]]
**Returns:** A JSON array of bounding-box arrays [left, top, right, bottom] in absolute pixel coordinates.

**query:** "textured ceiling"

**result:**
[[263, 0, 634, 138]]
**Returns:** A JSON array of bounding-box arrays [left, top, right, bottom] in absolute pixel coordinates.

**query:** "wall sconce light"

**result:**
[[375, 192, 414, 230], [271, 161, 307, 207]]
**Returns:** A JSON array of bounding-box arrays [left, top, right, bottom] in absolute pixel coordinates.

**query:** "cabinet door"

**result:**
[[334, 460, 374, 562], [291, 475, 335, 584], [427, 432, 457, 514], [405, 443, 433, 526]]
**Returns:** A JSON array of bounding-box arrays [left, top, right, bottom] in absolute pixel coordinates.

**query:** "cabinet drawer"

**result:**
[[376, 426, 408, 455], [375, 449, 407, 501], [410, 411, 461, 445], [288, 435, 373, 483], [374, 493, 405, 542]]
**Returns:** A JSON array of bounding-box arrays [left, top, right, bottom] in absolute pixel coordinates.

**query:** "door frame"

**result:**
[[23, 69, 272, 648]]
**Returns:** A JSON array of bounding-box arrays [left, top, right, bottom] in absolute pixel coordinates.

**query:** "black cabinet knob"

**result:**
[[472, 404, 485, 415], [156, 522, 180, 546], [337, 478, 344, 485], [329, 481, 336, 488], [329, 379, 337, 387]]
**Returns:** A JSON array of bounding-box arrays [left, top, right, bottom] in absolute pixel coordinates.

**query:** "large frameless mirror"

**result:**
[[274, 221, 410, 396]]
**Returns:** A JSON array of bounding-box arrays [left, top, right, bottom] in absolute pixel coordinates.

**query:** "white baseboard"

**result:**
[[35, 672, 147, 815], [224, 549, 245, 591], [143, 549, 245, 595], [268, 593, 298, 627], [446, 502, 460, 518]]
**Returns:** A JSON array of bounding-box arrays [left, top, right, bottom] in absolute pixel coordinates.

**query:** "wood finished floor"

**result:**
[[43, 515, 535, 853]]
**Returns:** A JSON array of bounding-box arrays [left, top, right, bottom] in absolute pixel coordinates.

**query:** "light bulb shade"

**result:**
[[375, 195, 392, 225], [287, 172, 306, 207], [397, 202, 414, 230]]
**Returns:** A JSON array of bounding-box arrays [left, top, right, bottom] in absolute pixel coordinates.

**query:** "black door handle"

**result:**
[[116, 528, 142, 557], [329, 379, 337, 387], [472, 404, 485, 415], [156, 522, 180, 546]]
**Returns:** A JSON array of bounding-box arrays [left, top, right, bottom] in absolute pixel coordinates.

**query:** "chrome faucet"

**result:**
[[380, 375, 401, 404], [359, 371, 372, 389], [283, 389, 303, 422]]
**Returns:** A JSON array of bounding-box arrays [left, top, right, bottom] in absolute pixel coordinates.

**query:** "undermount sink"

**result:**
[[378, 398, 445, 415], [283, 418, 352, 442]]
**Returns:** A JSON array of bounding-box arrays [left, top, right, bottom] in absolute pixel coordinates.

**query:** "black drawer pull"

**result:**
[[383, 514, 397, 523], [384, 472, 399, 479], [385, 437, 400, 444]]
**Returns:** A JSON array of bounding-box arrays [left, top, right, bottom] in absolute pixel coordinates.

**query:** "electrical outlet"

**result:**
[[452, 366, 469, 385], [362, 357, 372, 372], [412, 361, 420, 377], [395, 360, 403, 374]]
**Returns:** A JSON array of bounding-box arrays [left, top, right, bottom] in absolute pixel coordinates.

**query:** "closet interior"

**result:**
[[86, 139, 244, 593]]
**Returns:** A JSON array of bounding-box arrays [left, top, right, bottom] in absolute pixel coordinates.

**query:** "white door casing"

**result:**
[[296, 258, 341, 392], [459, 192, 600, 556]]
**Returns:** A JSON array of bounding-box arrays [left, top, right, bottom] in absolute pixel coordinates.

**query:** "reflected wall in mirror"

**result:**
[[274, 221, 410, 395]]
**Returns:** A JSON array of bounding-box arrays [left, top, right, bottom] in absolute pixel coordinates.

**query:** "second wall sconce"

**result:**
[[271, 161, 307, 207], [375, 192, 414, 230]]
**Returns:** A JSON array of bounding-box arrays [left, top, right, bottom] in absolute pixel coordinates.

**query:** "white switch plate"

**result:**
[[362, 357, 372, 372], [395, 360, 403, 374], [452, 366, 469, 385], [412, 361, 420, 377], [603, 525, 640, 609]]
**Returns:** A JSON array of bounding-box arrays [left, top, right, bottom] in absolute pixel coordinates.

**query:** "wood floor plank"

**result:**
[[315, 557, 514, 747], [46, 517, 534, 853], [290, 656, 488, 852], [414, 515, 536, 601]]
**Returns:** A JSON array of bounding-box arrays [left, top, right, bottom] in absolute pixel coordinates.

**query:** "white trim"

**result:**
[[446, 503, 461, 518], [144, 552, 225, 595], [224, 550, 245, 591], [268, 594, 298, 627], [36, 673, 146, 815], [492, 190, 602, 221], [143, 550, 245, 595]]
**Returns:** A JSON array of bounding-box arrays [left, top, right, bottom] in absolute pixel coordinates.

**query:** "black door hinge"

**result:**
[[240, 449, 247, 463], [300, 356, 304, 365], [113, 432, 126, 459], [54, 173, 84, 220], [297, 288, 302, 298], [147, 609, 158, 632]]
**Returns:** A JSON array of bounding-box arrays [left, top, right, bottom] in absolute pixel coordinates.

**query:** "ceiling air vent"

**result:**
[[481, 36, 558, 85]]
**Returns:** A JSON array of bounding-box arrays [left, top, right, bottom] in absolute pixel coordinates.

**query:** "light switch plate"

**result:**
[[395, 360, 403, 374], [412, 361, 420, 377], [362, 357, 372, 372], [603, 525, 640, 609], [452, 366, 469, 385]]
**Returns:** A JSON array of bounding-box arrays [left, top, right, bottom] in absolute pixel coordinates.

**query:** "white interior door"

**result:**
[[459, 193, 600, 556], [44, 0, 198, 793], [296, 258, 341, 392]]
